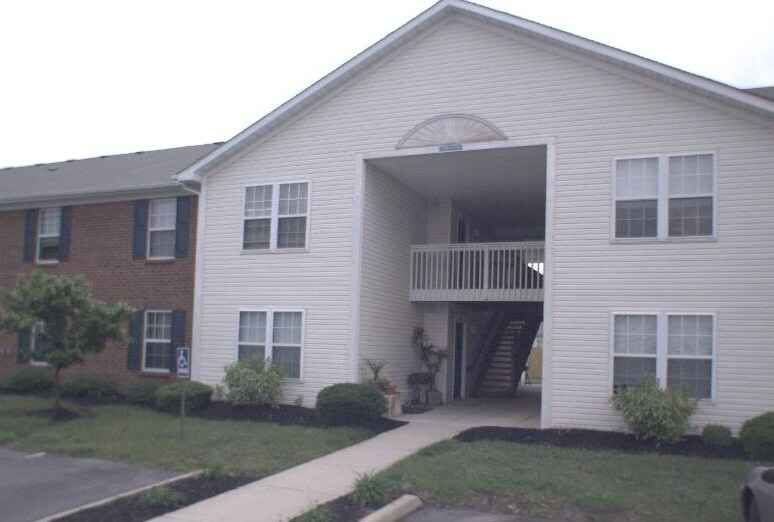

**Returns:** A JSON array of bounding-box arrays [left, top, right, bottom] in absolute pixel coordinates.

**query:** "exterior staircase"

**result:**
[[470, 306, 542, 398]]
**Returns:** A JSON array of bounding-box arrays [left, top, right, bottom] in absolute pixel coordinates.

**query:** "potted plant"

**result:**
[[364, 358, 390, 392], [412, 327, 448, 406]]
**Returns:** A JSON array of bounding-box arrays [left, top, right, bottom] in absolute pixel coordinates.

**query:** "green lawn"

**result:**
[[375, 440, 752, 522], [0, 395, 371, 476]]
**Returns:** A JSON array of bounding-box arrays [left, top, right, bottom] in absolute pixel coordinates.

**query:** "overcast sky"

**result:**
[[1, 0, 773, 168]]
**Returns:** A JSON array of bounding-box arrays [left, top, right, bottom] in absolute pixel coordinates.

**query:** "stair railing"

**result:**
[[469, 310, 510, 397]]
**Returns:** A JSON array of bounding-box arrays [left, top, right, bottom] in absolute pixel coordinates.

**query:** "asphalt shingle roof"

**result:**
[[0, 143, 219, 206]]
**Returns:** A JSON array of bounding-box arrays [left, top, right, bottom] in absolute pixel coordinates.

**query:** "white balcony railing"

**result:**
[[410, 241, 544, 302]]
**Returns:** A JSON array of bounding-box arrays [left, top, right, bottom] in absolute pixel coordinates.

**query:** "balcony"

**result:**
[[410, 241, 544, 302]]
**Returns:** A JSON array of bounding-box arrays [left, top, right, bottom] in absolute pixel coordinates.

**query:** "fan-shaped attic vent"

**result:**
[[397, 114, 506, 150]]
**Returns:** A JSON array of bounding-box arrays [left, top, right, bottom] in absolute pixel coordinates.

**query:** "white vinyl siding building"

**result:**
[[186, 1, 774, 431]]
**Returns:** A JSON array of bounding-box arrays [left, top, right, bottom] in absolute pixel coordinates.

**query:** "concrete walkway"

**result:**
[[153, 393, 540, 522]]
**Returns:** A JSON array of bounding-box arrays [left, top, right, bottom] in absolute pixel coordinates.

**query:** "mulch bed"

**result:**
[[192, 402, 406, 433], [24, 407, 82, 422], [294, 494, 375, 522], [455, 426, 750, 460], [55, 474, 257, 522]]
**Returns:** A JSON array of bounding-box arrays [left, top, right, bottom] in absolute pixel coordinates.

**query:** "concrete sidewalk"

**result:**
[[153, 396, 539, 522]]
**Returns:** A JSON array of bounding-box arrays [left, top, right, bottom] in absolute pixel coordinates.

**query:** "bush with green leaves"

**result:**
[[135, 486, 184, 509], [352, 472, 391, 507], [295, 506, 334, 522], [126, 379, 166, 407], [223, 356, 284, 407], [154, 381, 213, 413], [3, 367, 53, 394], [316, 383, 386, 426], [611, 375, 696, 445], [740, 412, 774, 459], [701, 424, 733, 448], [60, 373, 117, 400]]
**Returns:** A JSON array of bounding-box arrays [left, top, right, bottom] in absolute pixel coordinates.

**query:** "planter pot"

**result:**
[[384, 384, 398, 395]]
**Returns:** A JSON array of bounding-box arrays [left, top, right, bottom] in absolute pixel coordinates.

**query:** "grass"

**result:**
[[373, 440, 752, 522], [0, 395, 372, 476]]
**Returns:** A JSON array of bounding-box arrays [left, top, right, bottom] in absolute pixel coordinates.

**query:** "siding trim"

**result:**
[[349, 155, 367, 382], [191, 182, 206, 382], [541, 140, 556, 429]]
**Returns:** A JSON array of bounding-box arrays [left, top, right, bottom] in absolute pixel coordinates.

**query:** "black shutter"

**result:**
[[58, 206, 72, 262], [127, 310, 143, 371], [23, 209, 37, 263], [17, 330, 30, 364], [132, 200, 148, 260], [169, 310, 186, 373], [175, 196, 191, 258]]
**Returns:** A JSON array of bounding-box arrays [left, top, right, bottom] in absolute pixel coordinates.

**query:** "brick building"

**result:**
[[0, 144, 216, 389]]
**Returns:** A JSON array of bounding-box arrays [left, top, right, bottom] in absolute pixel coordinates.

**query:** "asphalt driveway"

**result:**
[[0, 447, 182, 522]]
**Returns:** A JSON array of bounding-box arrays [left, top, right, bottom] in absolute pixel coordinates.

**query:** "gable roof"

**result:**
[[177, 0, 774, 183], [746, 87, 774, 102], [0, 143, 218, 208]]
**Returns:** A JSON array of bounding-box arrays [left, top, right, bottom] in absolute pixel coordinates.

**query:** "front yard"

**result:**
[[0, 395, 372, 476], [302, 439, 756, 522]]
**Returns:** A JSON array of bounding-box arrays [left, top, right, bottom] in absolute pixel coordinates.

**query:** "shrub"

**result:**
[[201, 463, 228, 481], [611, 375, 696, 445], [126, 379, 166, 407], [701, 424, 733, 448], [295, 506, 334, 522], [154, 381, 213, 413], [352, 472, 391, 507], [316, 383, 386, 426], [740, 412, 774, 459], [135, 487, 184, 509], [223, 357, 284, 407], [3, 367, 53, 394], [60, 373, 117, 400]]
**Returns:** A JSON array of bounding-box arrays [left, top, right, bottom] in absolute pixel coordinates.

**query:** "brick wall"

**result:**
[[0, 197, 197, 391]]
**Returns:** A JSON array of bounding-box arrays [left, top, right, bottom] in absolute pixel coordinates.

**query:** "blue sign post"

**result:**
[[177, 347, 190, 379]]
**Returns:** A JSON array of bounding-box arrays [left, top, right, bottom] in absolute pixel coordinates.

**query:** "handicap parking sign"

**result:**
[[177, 347, 190, 378]]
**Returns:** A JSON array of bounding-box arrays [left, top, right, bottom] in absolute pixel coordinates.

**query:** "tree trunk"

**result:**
[[53, 367, 61, 411]]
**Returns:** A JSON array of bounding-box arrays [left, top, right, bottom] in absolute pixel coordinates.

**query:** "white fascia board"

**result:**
[[176, 0, 774, 183]]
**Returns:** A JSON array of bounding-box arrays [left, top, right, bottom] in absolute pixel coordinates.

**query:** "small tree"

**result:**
[[0, 271, 132, 410]]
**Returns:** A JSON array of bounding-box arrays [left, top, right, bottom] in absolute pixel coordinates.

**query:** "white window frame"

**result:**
[[142, 310, 173, 373], [241, 180, 311, 252], [36, 207, 62, 264], [611, 152, 717, 242], [610, 311, 716, 401], [30, 320, 48, 366], [147, 198, 177, 260], [236, 308, 305, 381]]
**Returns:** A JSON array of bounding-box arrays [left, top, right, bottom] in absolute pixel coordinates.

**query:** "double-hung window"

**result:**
[[148, 198, 177, 259], [144, 311, 172, 371], [614, 153, 714, 239], [243, 182, 309, 251], [37, 208, 62, 262], [238, 310, 303, 379], [612, 312, 714, 399]]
